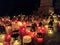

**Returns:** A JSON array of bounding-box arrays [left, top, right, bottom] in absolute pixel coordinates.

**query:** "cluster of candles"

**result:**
[[0, 15, 59, 45]]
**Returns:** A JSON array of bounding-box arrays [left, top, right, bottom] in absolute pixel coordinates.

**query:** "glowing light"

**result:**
[[23, 22, 26, 27], [18, 26, 26, 36], [38, 27, 46, 34], [23, 22, 26, 25], [13, 16, 16, 18], [38, 27, 41, 29], [45, 25, 48, 30], [48, 30, 53, 34], [4, 24, 6, 27], [15, 20, 18, 23], [7, 35, 11, 38], [21, 27, 26, 31], [23, 35, 32, 43], [40, 30, 42, 32], [46, 25, 49, 27], [12, 22, 15, 25], [17, 22, 23, 26], [38, 28, 42, 32], [2, 35, 5, 39], [54, 19, 58, 23], [5, 26, 11, 33], [8, 20, 10, 22], [59, 22, 60, 27], [0, 43, 3, 45], [18, 15, 20, 17], [26, 28, 31, 32], [53, 15, 56, 18], [59, 22, 60, 24], [2, 18, 5, 21], [42, 27, 46, 30], [6, 34, 11, 41], [15, 40, 18, 42], [13, 40, 20, 45], [0, 34, 5, 42]]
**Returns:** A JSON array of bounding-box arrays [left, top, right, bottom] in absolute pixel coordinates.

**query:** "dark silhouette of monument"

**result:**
[[33, 0, 53, 16]]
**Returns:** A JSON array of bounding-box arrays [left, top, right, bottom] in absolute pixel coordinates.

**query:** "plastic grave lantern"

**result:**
[[17, 21, 23, 27], [0, 34, 5, 42], [18, 26, 26, 36], [13, 40, 21, 45], [47, 28, 54, 37], [23, 35, 32, 43], [48, 29, 54, 35], [5, 26, 11, 34], [5, 34, 11, 42], [0, 42, 3, 45], [38, 26, 46, 34], [36, 33, 43, 43]]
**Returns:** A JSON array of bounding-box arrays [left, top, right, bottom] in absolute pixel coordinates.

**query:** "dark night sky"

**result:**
[[53, 0, 60, 14], [0, 0, 40, 16]]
